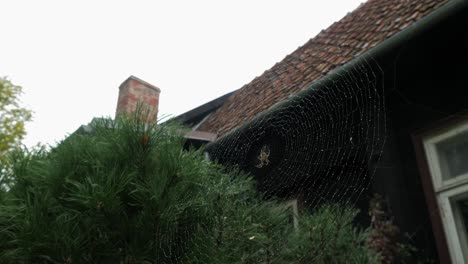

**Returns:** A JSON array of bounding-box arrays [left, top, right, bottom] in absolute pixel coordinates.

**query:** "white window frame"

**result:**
[[423, 120, 468, 263]]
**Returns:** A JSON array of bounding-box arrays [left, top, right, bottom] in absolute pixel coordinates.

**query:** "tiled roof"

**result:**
[[197, 0, 448, 136]]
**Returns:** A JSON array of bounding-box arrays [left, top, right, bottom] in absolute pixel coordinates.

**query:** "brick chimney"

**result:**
[[116, 76, 161, 122]]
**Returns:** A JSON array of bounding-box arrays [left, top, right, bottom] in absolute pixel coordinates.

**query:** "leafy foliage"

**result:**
[[367, 194, 434, 264], [282, 206, 381, 264], [0, 112, 381, 263], [0, 77, 32, 163]]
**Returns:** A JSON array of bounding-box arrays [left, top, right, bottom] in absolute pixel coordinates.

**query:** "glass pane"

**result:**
[[436, 130, 468, 180], [456, 198, 468, 261]]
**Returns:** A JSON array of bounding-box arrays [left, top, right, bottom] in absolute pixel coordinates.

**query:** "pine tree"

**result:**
[[0, 112, 381, 263]]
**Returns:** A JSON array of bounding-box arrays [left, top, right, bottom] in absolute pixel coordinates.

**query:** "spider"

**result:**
[[256, 145, 271, 168]]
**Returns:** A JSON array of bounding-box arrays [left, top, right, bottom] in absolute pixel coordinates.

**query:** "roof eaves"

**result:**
[[174, 90, 237, 124], [185, 130, 218, 142]]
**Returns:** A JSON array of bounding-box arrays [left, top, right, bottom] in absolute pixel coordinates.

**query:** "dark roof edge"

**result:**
[[206, 0, 467, 148], [174, 90, 237, 124]]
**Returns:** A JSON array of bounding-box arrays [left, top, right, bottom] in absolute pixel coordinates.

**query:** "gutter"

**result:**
[[206, 0, 468, 151]]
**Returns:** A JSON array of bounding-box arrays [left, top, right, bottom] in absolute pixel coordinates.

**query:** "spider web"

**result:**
[[206, 57, 386, 209]]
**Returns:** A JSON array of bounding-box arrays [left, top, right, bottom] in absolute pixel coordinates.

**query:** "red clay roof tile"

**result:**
[[197, 0, 448, 136]]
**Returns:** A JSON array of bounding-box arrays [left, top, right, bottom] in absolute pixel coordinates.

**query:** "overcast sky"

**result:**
[[1, 0, 363, 147]]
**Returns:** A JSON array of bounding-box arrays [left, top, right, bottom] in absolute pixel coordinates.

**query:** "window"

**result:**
[[423, 120, 468, 263]]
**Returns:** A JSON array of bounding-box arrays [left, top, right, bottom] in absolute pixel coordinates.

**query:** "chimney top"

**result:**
[[116, 75, 161, 122], [119, 75, 161, 93]]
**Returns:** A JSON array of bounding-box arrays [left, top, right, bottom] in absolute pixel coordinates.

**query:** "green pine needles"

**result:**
[[0, 112, 381, 263]]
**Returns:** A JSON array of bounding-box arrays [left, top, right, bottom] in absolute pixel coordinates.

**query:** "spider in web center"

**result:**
[[256, 145, 271, 168]]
